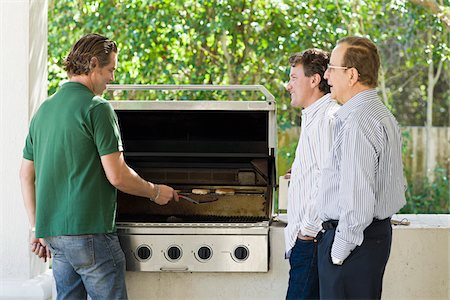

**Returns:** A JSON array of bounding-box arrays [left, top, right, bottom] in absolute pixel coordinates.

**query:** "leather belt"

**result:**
[[322, 218, 391, 231], [322, 220, 338, 230], [297, 233, 315, 241]]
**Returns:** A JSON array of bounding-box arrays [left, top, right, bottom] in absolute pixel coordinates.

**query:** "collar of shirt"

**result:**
[[61, 81, 93, 93], [335, 89, 378, 123], [301, 93, 331, 127]]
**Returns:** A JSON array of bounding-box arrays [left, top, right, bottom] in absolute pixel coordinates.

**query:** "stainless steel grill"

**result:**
[[108, 85, 276, 272]]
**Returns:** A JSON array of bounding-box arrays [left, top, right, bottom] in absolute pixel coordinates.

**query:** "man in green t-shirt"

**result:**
[[19, 33, 177, 299]]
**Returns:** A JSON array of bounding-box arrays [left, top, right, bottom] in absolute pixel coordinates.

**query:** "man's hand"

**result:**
[[30, 237, 51, 262], [331, 256, 344, 265], [154, 184, 179, 205]]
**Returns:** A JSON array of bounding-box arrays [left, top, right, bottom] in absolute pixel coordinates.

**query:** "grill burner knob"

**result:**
[[197, 246, 212, 261], [136, 245, 152, 261], [167, 246, 182, 261], [234, 246, 249, 261]]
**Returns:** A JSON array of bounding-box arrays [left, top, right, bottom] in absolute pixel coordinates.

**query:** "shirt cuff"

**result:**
[[331, 256, 343, 265], [331, 233, 357, 261]]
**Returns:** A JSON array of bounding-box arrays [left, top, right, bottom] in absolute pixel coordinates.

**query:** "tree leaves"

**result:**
[[48, 0, 448, 126]]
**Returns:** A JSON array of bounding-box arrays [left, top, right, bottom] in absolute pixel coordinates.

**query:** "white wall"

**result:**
[[0, 0, 48, 286]]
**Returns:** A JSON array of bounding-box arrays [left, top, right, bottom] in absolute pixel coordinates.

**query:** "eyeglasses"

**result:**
[[327, 63, 350, 70]]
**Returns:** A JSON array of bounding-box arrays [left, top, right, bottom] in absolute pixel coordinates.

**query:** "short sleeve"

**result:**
[[23, 119, 35, 161], [88, 102, 123, 156]]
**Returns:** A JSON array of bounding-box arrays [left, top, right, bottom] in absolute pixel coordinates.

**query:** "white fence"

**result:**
[[402, 126, 450, 179]]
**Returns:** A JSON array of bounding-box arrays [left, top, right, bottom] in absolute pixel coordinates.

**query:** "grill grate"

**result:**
[[118, 214, 268, 223]]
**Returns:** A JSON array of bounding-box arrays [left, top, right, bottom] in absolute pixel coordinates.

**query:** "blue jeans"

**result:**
[[45, 233, 128, 300], [286, 237, 320, 300]]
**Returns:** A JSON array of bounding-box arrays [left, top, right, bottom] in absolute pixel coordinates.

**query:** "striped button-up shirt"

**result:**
[[317, 89, 406, 261], [284, 94, 340, 258]]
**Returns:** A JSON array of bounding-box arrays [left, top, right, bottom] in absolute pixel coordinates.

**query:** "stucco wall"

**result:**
[[0, 0, 48, 284]]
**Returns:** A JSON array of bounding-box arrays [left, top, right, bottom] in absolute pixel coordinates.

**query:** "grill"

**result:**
[[108, 85, 277, 272], [119, 215, 268, 223]]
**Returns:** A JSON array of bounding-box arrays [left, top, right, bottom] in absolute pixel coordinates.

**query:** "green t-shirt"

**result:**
[[23, 82, 123, 238]]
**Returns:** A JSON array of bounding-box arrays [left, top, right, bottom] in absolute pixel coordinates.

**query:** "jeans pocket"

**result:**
[[65, 235, 95, 268], [103, 233, 125, 267], [44, 238, 56, 254]]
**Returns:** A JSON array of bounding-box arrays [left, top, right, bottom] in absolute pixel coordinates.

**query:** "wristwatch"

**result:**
[[332, 256, 344, 265]]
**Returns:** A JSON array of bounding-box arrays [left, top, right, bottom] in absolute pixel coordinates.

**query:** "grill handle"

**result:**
[[106, 84, 275, 102]]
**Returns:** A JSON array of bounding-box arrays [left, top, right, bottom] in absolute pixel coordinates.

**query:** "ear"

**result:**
[[348, 68, 359, 86], [90, 57, 99, 70], [310, 73, 321, 88]]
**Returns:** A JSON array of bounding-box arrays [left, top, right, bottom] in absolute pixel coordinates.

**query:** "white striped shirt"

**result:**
[[284, 94, 340, 258], [317, 89, 407, 261]]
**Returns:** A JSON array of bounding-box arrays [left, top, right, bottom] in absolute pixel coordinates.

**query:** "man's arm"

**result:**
[[19, 159, 36, 227], [332, 124, 377, 262], [19, 158, 51, 262], [100, 151, 177, 205]]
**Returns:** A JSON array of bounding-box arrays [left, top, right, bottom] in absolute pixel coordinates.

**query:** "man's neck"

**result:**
[[69, 75, 94, 94], [341, 85, 371, 104], [303, 90, 325, 109]]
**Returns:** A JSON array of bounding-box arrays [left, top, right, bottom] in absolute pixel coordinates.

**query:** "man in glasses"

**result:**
[[19, 33, 178, 299], [284, 49, 340, 299], [317, 36, 406, 299]]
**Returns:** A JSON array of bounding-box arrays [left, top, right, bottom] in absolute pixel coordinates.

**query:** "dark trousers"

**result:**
[[318, 218, 392, 300], [286, 238, 320, 300]]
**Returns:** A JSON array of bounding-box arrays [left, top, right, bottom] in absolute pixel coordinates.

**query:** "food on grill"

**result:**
[[215, 188, 235, 195], [192, 188, 210, 195]]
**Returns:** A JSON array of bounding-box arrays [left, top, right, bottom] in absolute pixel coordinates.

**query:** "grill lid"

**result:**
[[108, 85, 277, 221]]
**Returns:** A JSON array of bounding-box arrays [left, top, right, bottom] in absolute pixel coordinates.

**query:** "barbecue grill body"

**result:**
[[110, 98, 276, 272]]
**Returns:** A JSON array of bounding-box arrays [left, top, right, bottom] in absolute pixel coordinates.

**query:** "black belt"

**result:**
[[322, 218, 390, 230], [322, 220, 338, 230]]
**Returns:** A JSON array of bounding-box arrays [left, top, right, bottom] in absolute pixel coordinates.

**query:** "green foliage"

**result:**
[[48, 0, 449, 213], [401, 166, 450, 214], [277, 128, 299, 176], [48, 0, 449, 127], [400, 129, 449, 214]]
